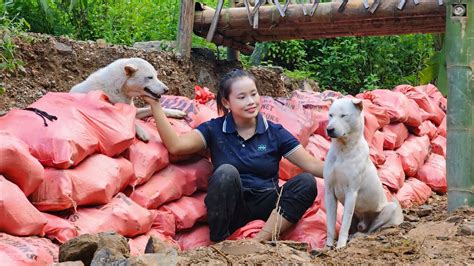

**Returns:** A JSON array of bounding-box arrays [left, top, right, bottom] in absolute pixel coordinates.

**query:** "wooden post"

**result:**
[[177, 0, 195, 59], [227, 0, 240, 61], [445, 0, 474, 211]]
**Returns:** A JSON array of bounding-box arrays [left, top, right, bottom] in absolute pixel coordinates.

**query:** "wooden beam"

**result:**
[[194, 0, 446, 43], [177, 0, 195, 59]]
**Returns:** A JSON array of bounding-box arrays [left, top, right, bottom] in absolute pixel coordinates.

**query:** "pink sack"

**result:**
[[159, 192, 207, 231], [281, 206, 334, 250], [159, 95, 218, 128], [129, 229, 180, 256], [359, 89, 422, 127], [362, 99, 390, 128], [394, 84, 445, 126], [416, 84, 447, 112], [0, 233, 58, 265], [260, 96, 317, 146], [281, 177, 343, 249], [0, 176, 47, 236], [416, 153, 447, 194], [64, 193, 154, 237], [0, 91, 135, 169], [0, 131, 44, 196], [279, 158, 303, 181], [175, 224, 212, 251], [42, 212, 78, 244], [437, 116, 447, 137], [363, 110, 381, 145], [227, 220, 265, 240], [369, 130, 386, 166], [30, 155, 133, 211], [124, 120, 170, 187], [396, 178, 432, 208], [151, 210, 177, 237], [377, 151, 405, 193], [306, 134, 331, 161], [381, 123, 409, 150], [130, 159, 212, 209], [396, 135, 431, 177], [431, 135, 446, 157], [412, 120, 438, 140]]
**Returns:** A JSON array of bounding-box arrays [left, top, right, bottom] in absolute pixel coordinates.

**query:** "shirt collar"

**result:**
[[222, 112, 269, 134]]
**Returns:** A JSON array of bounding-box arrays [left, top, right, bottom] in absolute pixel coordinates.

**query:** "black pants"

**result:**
[[204, 164, 318, 242]]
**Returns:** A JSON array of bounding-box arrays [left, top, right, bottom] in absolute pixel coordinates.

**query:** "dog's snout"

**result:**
[[326, 127, 335, 135], [163, 87, 169, 93]]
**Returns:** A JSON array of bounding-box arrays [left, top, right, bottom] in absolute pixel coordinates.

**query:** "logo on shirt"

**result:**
[[257, 144, 267, 152]]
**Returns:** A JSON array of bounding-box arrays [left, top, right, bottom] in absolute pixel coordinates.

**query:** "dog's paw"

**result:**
[[335, 241, 348, 250], [165, 109, 186, 119], [135, 126, 150, 143]]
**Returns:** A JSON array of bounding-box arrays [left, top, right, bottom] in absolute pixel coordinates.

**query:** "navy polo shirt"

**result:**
[[195, 112, 302, 190]]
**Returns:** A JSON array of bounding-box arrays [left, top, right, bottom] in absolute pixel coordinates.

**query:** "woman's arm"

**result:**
[[143, 97, 205, 155], [286, 147, 324, 178]]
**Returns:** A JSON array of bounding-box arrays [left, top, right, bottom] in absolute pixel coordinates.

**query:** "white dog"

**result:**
[[323, 98, 403, 249], [70, 58, 185, 142]]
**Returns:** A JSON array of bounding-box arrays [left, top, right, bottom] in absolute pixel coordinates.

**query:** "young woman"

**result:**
[[143, 69, 324, 243]]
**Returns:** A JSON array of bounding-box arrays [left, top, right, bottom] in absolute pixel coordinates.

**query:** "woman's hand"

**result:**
[[142, 96, 161, 108], [286, 147, 324, 178]]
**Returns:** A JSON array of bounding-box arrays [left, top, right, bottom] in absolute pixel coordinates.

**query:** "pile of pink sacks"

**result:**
[[0, 83, 446, 264]]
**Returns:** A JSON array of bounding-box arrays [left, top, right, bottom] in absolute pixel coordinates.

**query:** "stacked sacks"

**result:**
[[0, 83, 448, 256]]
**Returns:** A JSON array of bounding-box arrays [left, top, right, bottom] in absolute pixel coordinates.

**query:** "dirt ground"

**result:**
[[0, 33, 305, 114], [177, 194, 473, 265], [1, 33, 473, 265]]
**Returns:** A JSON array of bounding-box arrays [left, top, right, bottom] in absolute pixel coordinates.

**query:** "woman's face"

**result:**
[[223, 77, 261, 120]]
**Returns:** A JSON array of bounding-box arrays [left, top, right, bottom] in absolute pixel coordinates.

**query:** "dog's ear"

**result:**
[[325, 97, 336, 104], [352, 98, 363, 111], [124, 64, 138, 76]]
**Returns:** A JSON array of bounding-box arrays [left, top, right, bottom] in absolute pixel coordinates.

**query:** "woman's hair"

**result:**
[[216, 69, 257, 115]]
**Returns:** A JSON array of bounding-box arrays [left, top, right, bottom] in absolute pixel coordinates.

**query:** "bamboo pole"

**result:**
[[177, 0, 195, 59], [194, 0, 445, 43], [445, 0, 474, 211]]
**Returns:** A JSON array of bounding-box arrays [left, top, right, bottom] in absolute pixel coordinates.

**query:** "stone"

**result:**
[[445, 215, 464, 223], [405, 214, 420, 222], [50, 261, 84, 266], [54, 42, 73, 54], [415, 205, 433, 217], [59, 232, 130, 265], [459, 220, 474, 236]]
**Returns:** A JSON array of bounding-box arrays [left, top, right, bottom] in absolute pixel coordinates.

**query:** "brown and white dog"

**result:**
[[70, 58, 185, 142]]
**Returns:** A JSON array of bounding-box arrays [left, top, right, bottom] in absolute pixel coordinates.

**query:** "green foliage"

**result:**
[[1, 14, 30, 72], [2, 0, 438, 95], [263, 35, 435, 95]]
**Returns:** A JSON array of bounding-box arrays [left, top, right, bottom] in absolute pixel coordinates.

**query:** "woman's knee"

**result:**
[[208, 164, 240, 188], [285, 173, 317, 198]]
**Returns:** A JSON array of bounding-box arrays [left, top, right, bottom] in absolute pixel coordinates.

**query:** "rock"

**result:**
[[445, 215, 464, 223], [416, 205, 433, 217], [197, 68, 215, 88], [54, 42, 73, 54], [51, 261, 85, 266], [407, 221, 457, 241], [145, 236, 176, 254], [129, 253, 179, 266], [405, 214, 420, 222], [96, 39, 107, 49], [134, 41, 176, 52], [459, 220, 474, 236], [59, 234, 99, 265], [299, 79, 320, 92], [59, 232, 130, 265]]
